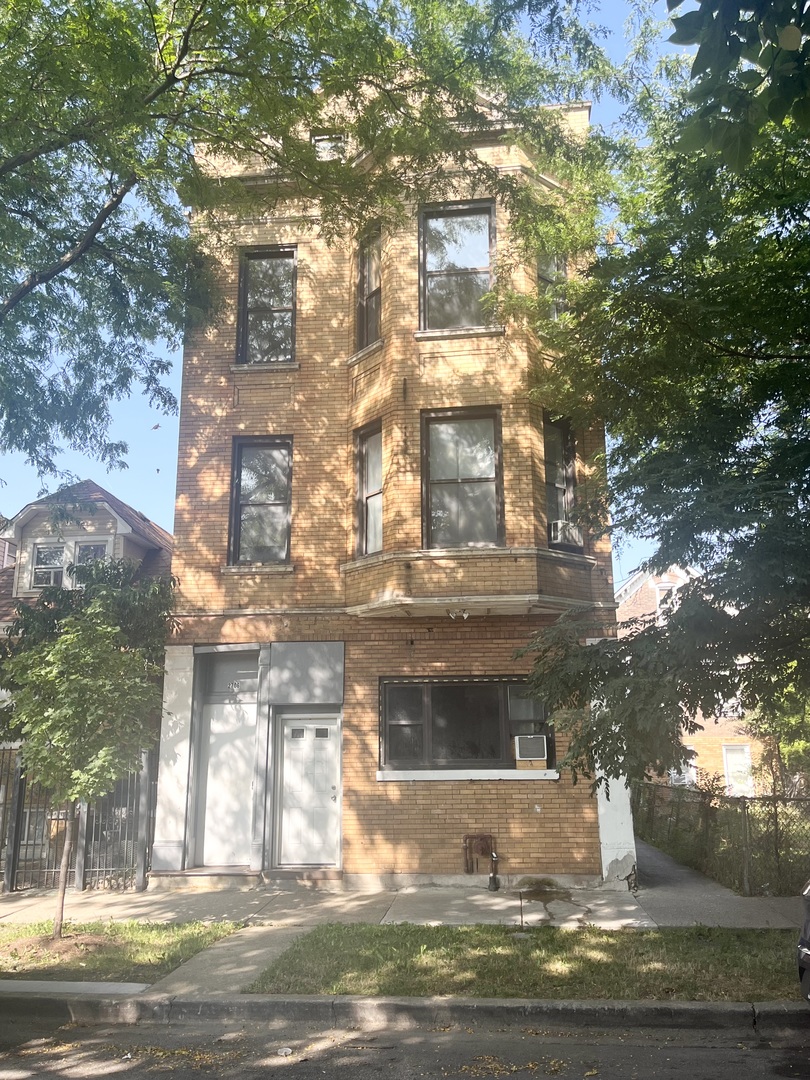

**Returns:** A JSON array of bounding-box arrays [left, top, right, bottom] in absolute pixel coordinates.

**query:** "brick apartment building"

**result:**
[[151, 106, 636, 888]]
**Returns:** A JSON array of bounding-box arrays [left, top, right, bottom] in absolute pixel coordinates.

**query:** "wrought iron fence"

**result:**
[[0, 747, 156, 892], [631, 780, 810, 896]]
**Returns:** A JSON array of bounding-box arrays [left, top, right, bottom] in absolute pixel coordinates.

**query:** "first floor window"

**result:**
[[32, 544, 64, 587], [421, 202, 493, 330], [424, 409, 503, 548], [237, 248, 296, 364], [357, 423, 382, 555], [544, 416, 582, 549], [230, 438, 292, 564], [380, 679, 554, 770]]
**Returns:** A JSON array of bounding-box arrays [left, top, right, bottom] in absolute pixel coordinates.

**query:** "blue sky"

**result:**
[[0, 1, 667, 583]]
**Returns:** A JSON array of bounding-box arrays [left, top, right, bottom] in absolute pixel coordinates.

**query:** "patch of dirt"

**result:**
[[0, 932, 110, 976]]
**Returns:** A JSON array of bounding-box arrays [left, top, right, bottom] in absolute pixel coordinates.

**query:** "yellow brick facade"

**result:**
[[155, 127, 628, 886]]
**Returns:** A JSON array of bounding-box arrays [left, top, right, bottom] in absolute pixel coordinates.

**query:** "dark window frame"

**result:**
[[537, 253, 567, 320], [419, 200, 495, 331], [544, 415, 582, 551], [236, 247, 297, 365], [356, 228, 382, 351], [356, 421, 383, 557], [228, 436, 293, 565], [379, 677, 555, 770], [421, 407, 505, 550]]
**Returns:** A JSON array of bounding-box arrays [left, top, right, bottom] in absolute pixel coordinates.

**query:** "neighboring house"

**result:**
[[151, 104, 637, 890], [0, 480, 173, 892], [615, 566, 759, 797], [0, 479, 173, 630]]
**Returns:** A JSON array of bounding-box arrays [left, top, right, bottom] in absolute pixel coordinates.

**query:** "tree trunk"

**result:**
[[53, 802, 76, 940]]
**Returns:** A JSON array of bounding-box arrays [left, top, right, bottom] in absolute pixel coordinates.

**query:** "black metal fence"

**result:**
[[0, 746, 157, 893], [632, 780, 810, 896]]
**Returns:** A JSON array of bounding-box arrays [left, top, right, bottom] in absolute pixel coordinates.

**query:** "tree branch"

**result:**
[[0, 172, 138, 321]]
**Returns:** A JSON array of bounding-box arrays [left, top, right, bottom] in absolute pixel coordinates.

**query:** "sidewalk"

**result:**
[[0, 843, 806, 1037]]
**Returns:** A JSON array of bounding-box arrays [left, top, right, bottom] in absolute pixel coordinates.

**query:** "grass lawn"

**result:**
[[0, 920, 241, 983], [246, 923, 800, 1001]]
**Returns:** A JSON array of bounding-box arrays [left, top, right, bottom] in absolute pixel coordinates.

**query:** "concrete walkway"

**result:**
[[0, 842, 804, 1009], [634, 839, 803, 929]]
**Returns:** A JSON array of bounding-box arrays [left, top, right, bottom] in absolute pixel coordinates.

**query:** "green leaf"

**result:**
[[676, 117, 713, 153], [669, 11, 707, 45], [791, 95, 810, 127]]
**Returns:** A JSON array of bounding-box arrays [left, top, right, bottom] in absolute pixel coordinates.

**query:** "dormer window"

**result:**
[[32, 544, 64, 587], [76, 542, 107, 565], [27, 539, 110, 590]]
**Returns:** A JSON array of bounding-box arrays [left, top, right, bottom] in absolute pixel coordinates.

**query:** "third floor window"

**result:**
[[237, 248, 296, 365], [357, 230, 382, 350], [420, 202, 494, 330]]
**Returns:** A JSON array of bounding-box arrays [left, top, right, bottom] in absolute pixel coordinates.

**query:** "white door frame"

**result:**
[[272, 712, 342, 869]]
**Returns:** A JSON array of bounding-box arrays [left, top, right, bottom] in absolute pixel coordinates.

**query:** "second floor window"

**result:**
[[237, 249, 296, 365], [32, 544, 64, 587], [357, 424, 382, 556], [230, 438, 292, 564], [421, 202, 493, 330], [544, 417, 582, 549], [423, 409, 503, 549], [357, 230, 381, 350]]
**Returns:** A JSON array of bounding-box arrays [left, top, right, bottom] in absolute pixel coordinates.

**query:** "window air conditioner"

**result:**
[[548, 520, 583, 547], [515, 734, 548, 760]]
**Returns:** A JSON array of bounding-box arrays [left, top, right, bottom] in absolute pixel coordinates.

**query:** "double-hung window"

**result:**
[[380, 679, 554, 770], [76, 542, 107, 566], [423, 409, 503, 548], [537, 253, 566, 320], [544, 417, 582, 549], [230, 438, 292, 564], [237, 249, 296, 365], [357, 229, 381, 350], [420, 202, 494, 330], [357, 423, 382, 556], [31, 544, 64, 587]]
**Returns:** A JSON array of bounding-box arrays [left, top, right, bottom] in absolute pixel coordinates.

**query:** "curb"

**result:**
[[0, 992, 808, 1037]]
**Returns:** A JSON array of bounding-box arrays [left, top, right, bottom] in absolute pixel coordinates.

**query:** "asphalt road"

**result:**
[[1, 1015, 809, 1079]]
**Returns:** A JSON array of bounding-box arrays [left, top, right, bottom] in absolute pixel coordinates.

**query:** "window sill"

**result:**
[[376, 768, 559, 782], [221, 564, 295, 575], [413, 326, 505, 342], [230, 362, 300, 373], [346, 339, 384, 367]]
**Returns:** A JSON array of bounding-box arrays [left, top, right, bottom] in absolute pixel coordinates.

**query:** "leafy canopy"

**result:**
[[521, 73, 810, 786], [0, 0, 611, 478], [668, 0, 810, 166], [0, 559, 175, 803]]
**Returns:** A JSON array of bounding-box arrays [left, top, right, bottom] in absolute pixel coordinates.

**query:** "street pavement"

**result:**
[[0, 840, 806, 1037]]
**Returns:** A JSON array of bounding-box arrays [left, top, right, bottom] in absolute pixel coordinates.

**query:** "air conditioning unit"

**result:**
[[515, 734, 547, 760], [548, 520, 583, 547]]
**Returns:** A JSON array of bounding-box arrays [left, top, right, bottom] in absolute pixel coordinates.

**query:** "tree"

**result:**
[[519, 78, 810, 787], [0, 0, 609, 478], [0, 560, 174, 936], [668, 0, 810, 165]]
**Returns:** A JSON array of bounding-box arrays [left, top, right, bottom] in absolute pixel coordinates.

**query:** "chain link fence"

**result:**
[[632, 780, 810, 895]]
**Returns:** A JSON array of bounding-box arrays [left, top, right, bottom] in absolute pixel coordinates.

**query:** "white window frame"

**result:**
[[723, 744, 754, 797], [26, 538, 111, 591]]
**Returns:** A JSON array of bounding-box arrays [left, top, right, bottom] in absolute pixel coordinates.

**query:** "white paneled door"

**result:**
[[278, 717, 340, 866], [200, 702, 256, 866]]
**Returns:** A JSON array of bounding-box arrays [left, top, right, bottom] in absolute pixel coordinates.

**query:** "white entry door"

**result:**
[[278, 717, 340, 866], [200, 701, 256, 866]]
